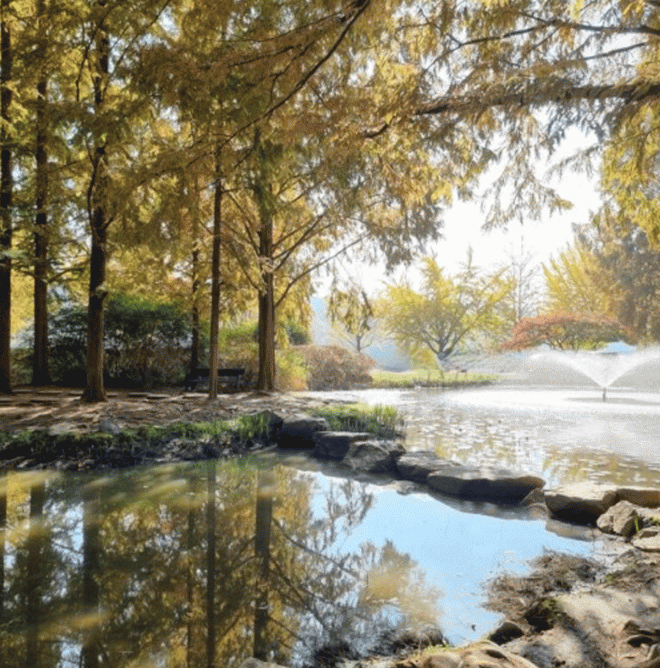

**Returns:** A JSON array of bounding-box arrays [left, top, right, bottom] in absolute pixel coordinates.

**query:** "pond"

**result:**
[[331, 385, 660, 487], [2, 383, 654, 668]]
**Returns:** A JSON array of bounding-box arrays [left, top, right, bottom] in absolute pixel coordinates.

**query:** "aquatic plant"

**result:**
[[311, 403, 403, 439]]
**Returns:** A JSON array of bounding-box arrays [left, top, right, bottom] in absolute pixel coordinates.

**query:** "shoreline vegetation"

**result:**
[[0, 401, 404, 472], [369, 367, 496, 389], [0, 364, 495, 469]]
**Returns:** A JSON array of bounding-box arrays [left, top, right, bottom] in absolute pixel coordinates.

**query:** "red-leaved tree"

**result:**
[[502, 312, 633, 351]]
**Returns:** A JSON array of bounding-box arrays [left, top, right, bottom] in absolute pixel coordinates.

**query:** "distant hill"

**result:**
[[310, 296, 411, 371]]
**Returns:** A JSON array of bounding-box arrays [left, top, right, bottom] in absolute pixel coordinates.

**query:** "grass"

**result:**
[[0, 404, 401, 465], [0, 412, 275, 459], [370, 367, 496, 389], [310, 403, 403, 439]]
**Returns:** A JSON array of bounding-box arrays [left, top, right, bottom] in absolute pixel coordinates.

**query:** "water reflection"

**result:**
[[330, 387, 660, 487], [0, 463, 437, 667], [0, 459, 598, 667]]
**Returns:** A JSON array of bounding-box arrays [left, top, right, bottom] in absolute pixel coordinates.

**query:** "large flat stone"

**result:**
[[427, 464, 544, 504], [395, 451, 453, 483], [278, 414, 329, 449], [544, 482, 619, 523], [631, 526, 660, 551], [342, 439, 406, 473], [546, 483, 660, 525], [311, 431, 372, 459], [615, 487, 660, 508]]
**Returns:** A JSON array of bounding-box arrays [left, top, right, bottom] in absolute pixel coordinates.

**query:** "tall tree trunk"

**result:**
[[186, 505, 197, 668], [32, 0, 51, 386], [81, 483, 100, 668], [26, 480, 45, 668], [255, 185, 275, 392], [0, 0, 12, 395], [0, 473, 6, 656], [253, 469, 274, 660], [82, 2, 110, 403], [190, 177, 201, 372], [257, 271, 275, 392], [208, 146, 222, 400], [205, 461, 216, 668]]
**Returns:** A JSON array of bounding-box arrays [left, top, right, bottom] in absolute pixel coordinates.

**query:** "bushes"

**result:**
[[294, 344, 374, 390], [40, 295, 193, 388]]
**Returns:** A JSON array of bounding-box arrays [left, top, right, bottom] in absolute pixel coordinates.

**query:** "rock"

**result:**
[[313, 640, 358, 667], [396, 451, 453, 483], [632, 526, 660, 552], [388, 626, 447, 652], [311, 431, 372, 459], [456, 641, 540, 667], [544, 482, 619, 523], [420, 653, 461, 668], [616, 487, 660, 508], [427, 464, 544, 504], [521, 488, 545, 506], [597, 500, 641, 538], [98, 417, 121, 435], [489, 620, 526, 645], [342, 439, 406, 474], [278, 414, 329, 448], [240, 660, 288, 668], [548, 484, 660, 526]]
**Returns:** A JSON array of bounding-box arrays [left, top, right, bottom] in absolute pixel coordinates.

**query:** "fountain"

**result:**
[[528, 346, 660, 401]]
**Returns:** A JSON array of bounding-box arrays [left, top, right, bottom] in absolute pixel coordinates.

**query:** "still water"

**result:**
[[4, 384, 654, 668], [330, 385, 660, 487]]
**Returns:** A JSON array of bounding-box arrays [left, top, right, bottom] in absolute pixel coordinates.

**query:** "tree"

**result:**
[[31, 0, 51, 386], [119, 0, 380, 397], [383, 255, 513, 366], [0, 0, 12, 394], [327, 277, 376, 353], [582, 218, 660, 341], [543, 240, 611, 317], [541, 219, 660, 342], [81, 0, 111, 403], [502, 311, 629, 351], [500, 237, 543, 325]]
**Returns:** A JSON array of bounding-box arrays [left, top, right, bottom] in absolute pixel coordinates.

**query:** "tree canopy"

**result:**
[[382, 256, 513, 365], [3, 0, 660, 395]]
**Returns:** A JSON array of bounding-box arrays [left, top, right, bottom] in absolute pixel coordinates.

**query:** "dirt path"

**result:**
[[0, 386, 339, 434]]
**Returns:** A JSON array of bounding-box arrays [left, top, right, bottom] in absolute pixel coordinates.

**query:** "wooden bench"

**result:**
[[184, 367, 245, 391]]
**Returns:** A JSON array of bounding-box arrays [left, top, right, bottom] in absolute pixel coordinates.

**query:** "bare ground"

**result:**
[[485, 549, 660, 668], [0, 385, 341, 434]]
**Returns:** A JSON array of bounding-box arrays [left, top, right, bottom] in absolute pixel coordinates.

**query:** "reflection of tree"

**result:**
[[0, 462, 442, 668], [0, 472, 5, 657], [361, 540, 443, 628], [0, 472, 65, 668], [206, 461, 216, 668], [254, 469, 274, 660], [81, 480, 101, 668], [26, 478, 46, 667]]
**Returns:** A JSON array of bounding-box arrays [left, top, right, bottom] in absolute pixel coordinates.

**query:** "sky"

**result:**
[[326, 129, 604, 295], [325, 167, 602, 296]]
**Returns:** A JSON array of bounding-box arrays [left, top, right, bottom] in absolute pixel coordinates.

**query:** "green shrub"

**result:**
[[32, 295, 194, 388], [284, 319, 310, 345]]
